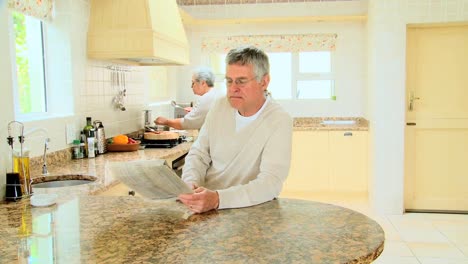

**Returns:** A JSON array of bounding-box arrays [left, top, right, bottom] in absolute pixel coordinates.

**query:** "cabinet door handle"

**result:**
[[344, 132, 353, 136]]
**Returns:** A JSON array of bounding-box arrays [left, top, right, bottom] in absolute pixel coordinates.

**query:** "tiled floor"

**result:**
[[279, 191, 468, 264]]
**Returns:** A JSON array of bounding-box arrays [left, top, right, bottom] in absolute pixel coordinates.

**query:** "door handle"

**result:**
[[408, 91, 420, 111]]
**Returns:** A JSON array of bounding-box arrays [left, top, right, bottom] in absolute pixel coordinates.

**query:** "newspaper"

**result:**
[[107, 159, 193, 199]]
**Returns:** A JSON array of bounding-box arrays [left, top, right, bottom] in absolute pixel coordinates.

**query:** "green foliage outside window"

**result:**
[[13, 12, 32, 113]]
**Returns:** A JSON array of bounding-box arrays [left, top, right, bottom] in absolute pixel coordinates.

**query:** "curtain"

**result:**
[[202, 34, 337, 53], [8, 0, 54, 20]]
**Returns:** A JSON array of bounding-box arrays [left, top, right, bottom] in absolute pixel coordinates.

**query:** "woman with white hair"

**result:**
[[154, 66, 223, 130]]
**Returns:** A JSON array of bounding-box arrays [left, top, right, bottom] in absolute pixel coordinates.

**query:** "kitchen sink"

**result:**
[[321, 120, 357, 126], [31, 174, 97, 188]]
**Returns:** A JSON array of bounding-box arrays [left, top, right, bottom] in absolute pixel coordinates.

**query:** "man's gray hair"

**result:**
[[225, 46, 270, 82], [193, 66, 215, 87]]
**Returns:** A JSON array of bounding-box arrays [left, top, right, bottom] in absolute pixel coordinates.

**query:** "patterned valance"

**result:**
[[8, 0, 54, 20], [202, 34, 337, 53]]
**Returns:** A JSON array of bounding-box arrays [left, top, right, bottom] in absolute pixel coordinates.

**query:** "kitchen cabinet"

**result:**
[[284, 131, 330, 192], [283, 130, 368, 194], [329, 131, 368, 193]]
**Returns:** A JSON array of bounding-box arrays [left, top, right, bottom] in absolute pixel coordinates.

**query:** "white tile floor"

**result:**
[[279, 192, 468, 264]]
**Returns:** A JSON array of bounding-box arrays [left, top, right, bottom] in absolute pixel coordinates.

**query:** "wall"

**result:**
[[367, 0, 468, 214], [0, 0, 175, 199], [178, 19, 367, 117]]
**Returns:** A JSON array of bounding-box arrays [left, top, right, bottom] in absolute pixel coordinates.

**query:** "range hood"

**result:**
[[87, 0, 189, 66]]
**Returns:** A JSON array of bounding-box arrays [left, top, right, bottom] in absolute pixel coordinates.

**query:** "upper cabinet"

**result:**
[[87, 0, 190, 66]]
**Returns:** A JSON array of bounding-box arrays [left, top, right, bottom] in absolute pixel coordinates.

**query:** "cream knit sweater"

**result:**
[[182, 97, 292, 209]]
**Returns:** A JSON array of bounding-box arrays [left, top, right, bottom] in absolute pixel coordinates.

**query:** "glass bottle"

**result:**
[[83, 117, 94, 138], [13, 148, 31, 196], [72, 140, 83, 159]]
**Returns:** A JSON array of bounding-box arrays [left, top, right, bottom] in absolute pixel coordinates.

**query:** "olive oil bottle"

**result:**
[[13, 149, 31, 196]]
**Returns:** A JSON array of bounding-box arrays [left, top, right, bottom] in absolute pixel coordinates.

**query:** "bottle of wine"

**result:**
[[83, 117, 95, 138]]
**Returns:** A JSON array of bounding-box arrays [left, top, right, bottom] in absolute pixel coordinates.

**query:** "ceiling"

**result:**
[[177, 0, 358, 6]]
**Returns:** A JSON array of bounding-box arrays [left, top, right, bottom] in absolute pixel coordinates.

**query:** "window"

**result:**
[[209, 53, 228, 94], [269, 53, 292, 99], [209, 51, 334, 100], [296, 51, 334, 99], [11, 11, 47, 114]]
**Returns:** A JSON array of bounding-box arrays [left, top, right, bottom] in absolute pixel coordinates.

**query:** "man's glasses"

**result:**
[[191, 80, 199, 88], [225, 77, 257, 88]]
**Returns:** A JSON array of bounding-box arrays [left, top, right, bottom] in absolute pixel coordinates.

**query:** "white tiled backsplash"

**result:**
[[82, 61, 173, 138]]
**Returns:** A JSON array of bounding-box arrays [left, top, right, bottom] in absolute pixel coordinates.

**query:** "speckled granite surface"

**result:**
[[0, 197, 384, 263], [293, 117, 369, 131]]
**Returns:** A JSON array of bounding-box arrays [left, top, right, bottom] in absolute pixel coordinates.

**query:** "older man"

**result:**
[[155, 66, 223, 130], [178, 46, 293, 213]]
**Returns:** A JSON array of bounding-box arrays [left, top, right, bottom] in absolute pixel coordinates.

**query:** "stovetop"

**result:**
[[140, 137, 184, 148]]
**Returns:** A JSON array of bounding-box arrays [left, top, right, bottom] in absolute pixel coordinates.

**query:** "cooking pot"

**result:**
[[144, 131, 179, 140]]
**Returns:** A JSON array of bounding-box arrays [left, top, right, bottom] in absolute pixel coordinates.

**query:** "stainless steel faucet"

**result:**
[[42, 138, 50, 175]]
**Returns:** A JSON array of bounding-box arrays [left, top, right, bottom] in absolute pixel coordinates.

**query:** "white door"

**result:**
[[405, 24, 468, 212]]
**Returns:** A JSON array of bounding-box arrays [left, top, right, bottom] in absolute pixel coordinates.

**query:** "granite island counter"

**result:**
[[0, 196, 384, 263]]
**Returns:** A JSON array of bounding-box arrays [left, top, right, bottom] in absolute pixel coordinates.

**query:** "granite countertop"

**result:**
[[0, 196, 384, 263], [293, 117, 369, 131], [28, 141, 193, 198]]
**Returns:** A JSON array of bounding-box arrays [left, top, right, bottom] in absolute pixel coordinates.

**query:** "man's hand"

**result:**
[[184, 107, 192, 113], [178, 187, 219, 213]]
